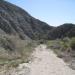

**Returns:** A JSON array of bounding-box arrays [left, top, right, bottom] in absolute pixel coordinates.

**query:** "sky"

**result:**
[[6, 0, 75, 26]]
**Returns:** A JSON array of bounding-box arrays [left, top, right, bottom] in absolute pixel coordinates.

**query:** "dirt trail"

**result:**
[[29, 45, 75, 75], [0, 45, 75, 75]]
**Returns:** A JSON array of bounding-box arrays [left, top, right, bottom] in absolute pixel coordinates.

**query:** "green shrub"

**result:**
[[70, 37, 75, 50]]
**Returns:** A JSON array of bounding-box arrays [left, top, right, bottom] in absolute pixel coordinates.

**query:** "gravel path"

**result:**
[[0, 45, 75, 75]]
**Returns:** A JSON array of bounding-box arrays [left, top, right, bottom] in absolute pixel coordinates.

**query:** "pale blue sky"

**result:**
[[6, 0, 75, 26]]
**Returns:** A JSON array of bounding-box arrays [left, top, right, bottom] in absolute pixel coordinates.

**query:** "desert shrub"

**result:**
[[0, 35, 34, 68], [70, 37, 75, 50], [62, 37, 69, 43]]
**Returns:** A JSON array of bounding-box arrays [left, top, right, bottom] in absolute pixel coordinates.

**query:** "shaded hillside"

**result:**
[[48, 23, 75, 39], [0, 1, 75, 53], [0, 0, 54, 61], [0, 0, 53, 40]]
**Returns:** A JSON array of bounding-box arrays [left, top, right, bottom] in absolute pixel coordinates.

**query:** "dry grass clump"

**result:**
[[0, 34, 36, 69]]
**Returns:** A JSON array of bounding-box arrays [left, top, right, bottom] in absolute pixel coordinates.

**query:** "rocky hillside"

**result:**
[[0, 0, 75, 69], [0, 0, 75, 53], [48, 23, 75, 40], [1, 1, 75, 42], [0, 0, 53, 40], [0, 0, 54, 60]]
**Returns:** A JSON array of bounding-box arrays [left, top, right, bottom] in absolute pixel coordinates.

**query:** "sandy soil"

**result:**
[[0, 45, 75, 75]]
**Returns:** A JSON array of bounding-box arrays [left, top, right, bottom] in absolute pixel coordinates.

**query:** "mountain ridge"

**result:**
[[0, 0, 75, 53], [0, 0, 53, 40], [48, 23, 75, 39]]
